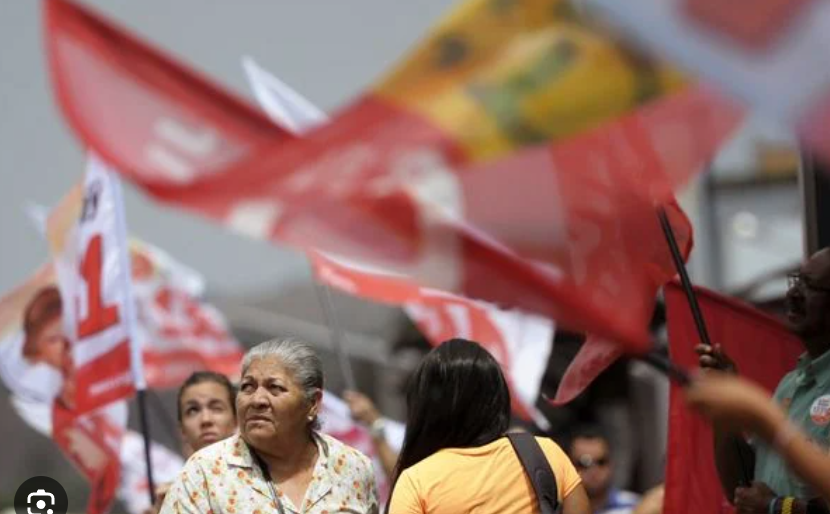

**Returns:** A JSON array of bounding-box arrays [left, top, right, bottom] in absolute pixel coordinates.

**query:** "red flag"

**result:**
[[44, 0, 739, 352], [548, 196, 693, 405], [664, 280, 802, 514], [129, 240, 243, 388], [52, 403, 126, 514], [46, 165, 244, 390], [549, 336, 622, 405], [312, 252, 554, 423]]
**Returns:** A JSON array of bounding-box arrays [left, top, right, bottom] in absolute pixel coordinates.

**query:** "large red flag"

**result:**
[[43, 0, 740, 352], [664, 280, 802, 514]]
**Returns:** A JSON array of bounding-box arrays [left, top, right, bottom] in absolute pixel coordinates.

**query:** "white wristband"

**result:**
[[369, 418, 387, 440]]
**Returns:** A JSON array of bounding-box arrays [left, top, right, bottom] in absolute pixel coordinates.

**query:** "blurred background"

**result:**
[[0, 1, 807, 512]]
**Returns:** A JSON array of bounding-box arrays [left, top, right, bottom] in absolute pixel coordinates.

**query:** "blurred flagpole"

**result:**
[[313, 280, 358, 392], [107, 165, 156, 505]]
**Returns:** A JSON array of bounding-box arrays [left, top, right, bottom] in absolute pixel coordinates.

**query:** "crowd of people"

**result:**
[[135, 248, 830, 514]]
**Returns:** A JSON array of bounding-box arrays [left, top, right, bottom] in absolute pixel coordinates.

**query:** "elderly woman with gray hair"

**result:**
[[161, 338, 379, 514]]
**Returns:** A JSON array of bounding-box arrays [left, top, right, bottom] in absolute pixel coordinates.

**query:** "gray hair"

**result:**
[[241, 337, 324, 430]]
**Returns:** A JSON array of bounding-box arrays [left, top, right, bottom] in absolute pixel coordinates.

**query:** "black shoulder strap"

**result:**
[[507, 433, 560, 514]]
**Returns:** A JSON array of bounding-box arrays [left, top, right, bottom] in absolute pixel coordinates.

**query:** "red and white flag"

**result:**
[[41, 153, 139, 514], [129, 239, 243, 389], [43, 0, 739, 357], [9, 395, 184, 514], [0, 262, 126, 514], [581, 0, 830, 162], [0, 157, 242, 512], [44, 162, 244, 390], [47, 154, 137, 414]]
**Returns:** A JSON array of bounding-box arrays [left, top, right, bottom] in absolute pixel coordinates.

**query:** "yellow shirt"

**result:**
[[160, 432, 378, 514], [388, 436, 581, 514]]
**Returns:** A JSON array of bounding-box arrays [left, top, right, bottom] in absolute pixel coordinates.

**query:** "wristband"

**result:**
[[782, 497, 794, 514], [369, 418, 387, 439]]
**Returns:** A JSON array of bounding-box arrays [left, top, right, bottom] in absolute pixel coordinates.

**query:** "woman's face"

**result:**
[[236, 356, 320, 450], [33, 317, 70, 371]]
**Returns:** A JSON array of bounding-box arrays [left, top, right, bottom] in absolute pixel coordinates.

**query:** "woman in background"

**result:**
[[387, 338, 590, 514]]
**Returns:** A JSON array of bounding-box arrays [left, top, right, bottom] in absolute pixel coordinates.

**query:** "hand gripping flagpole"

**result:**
[[108, 167, 156, 506]]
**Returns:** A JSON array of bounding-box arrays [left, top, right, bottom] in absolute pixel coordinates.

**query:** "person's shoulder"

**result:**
[[775, 367, 801, 393], [186, 434, 241, 468], [533, 436, 570, 459]]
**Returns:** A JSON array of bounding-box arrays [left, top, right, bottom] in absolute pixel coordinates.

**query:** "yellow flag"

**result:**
[[375, 0, 685, 161]]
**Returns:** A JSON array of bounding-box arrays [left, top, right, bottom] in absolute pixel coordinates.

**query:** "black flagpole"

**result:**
[[137, 389, 157, 506], [656, 205, 753, 486], [638, 349, 690, 387], [657, 207, 713, 348]]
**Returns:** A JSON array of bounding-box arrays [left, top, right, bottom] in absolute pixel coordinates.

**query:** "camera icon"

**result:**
[[27, 489, 55, 514]]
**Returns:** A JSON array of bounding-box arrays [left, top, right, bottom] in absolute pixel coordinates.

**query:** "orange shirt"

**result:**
[[389, 436, 581, 514]]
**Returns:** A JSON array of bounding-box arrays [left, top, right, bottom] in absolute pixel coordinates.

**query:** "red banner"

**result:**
[[664, 280, 802, 514], [53, 403, 125, 514]]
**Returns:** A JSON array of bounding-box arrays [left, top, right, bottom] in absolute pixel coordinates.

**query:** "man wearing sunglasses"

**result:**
[[568, 425, 640, 514], [698, 248, 830, 514]]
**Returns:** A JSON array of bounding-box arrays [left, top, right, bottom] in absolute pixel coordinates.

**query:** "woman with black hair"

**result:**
[[387, 338, 590, 514]]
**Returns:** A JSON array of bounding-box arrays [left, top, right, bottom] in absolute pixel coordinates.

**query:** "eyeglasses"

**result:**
[[574, 454, 610, 470], [787, 272, 830, 293]]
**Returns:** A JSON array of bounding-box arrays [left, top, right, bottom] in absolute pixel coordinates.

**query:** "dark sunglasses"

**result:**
[[787, 272, 830, 293], [575, 454, 610, 470]]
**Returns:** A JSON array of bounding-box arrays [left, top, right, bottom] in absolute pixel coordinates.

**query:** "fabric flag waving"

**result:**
[[45, 165, 244, 390], [46, 154, 137, 415], [580, 0, 830, 162], [0, 162, 242, 513], [405, 294, 554, 425], [312, 252, 555, 424], [0, 237, 238, 513], [9, 395, 184, 514], [243, 57, 555, 424], [0, 263, 127, 514], [129, 239, 243, 388], [44, 0, 739, 353], [242, 56, 327, 135], [664, 280, 802, 514]]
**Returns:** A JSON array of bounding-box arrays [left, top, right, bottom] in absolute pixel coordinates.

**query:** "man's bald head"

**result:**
[[802, 248, 830, 288], [786, 247, 830, 347]]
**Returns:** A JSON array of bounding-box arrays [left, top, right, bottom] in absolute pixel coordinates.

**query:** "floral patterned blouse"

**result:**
[[160, 432, 378, 514]]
